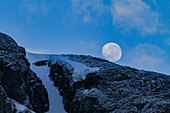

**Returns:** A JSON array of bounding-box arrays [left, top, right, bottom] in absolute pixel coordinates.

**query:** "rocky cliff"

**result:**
[[0, 33, 49, 113], [47, 54, 170, 113]]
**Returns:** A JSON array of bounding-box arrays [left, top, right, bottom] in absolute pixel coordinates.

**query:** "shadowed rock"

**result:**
[[0, 33, 49, 113], [33, 60, 48, 66]]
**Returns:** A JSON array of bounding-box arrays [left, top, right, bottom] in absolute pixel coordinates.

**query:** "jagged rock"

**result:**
[[48, 54, 170, 113], [0, 33, 49, 113]]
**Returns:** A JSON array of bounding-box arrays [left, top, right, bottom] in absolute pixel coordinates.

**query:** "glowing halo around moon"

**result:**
[[102, 43, 122, 62]]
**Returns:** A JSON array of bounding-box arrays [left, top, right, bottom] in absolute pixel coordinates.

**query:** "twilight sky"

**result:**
[[0, 0, 170, 74]]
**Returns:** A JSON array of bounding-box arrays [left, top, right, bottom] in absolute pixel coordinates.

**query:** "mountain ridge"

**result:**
[[29, 52, 170, 113], [0, 32, 170, 113]]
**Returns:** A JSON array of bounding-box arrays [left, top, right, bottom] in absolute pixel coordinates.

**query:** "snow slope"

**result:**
[[27, 53, 66, 113]]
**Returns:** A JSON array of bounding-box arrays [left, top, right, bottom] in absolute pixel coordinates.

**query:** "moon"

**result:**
[[102, 43, 122, 62]]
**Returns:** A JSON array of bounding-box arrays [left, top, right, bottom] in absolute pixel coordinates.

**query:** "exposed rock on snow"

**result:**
[[33, 60, 48, 66], [0, 33, 49, 113]]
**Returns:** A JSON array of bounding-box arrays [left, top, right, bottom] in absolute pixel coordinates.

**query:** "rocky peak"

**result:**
[[0, 33, 49, 113], [0, 33, 25, 55]]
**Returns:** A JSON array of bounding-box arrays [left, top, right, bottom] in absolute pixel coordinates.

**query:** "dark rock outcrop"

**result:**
[[48, 55, 170, 113], [0, 33, 49, 113], [33, 60, 48, 66]]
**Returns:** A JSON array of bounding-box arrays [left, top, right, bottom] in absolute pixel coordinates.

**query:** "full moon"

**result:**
[[102, 43, 122, 62]]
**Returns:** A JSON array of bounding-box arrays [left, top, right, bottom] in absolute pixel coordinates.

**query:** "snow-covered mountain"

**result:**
[[27, 53, 170, 113], [0, 32, 170, 113]]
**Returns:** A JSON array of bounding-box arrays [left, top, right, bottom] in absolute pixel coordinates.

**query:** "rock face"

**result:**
[[0, 33, 49, 113], [48, 54, 170, 113]]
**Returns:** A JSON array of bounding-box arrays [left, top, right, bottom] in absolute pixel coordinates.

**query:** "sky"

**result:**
[[0, 0, 170, 75]]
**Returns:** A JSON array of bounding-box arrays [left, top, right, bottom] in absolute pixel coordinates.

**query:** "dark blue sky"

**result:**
[[0, 0, 170, 74]]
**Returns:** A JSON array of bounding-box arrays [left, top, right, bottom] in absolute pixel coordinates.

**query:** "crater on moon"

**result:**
[[102, 43, 122, 62]]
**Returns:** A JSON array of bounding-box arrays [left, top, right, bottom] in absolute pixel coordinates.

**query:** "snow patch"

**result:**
[[56, 56, 100, 82], [73, 68, 99, 82], [7, 98, 35, 113]]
